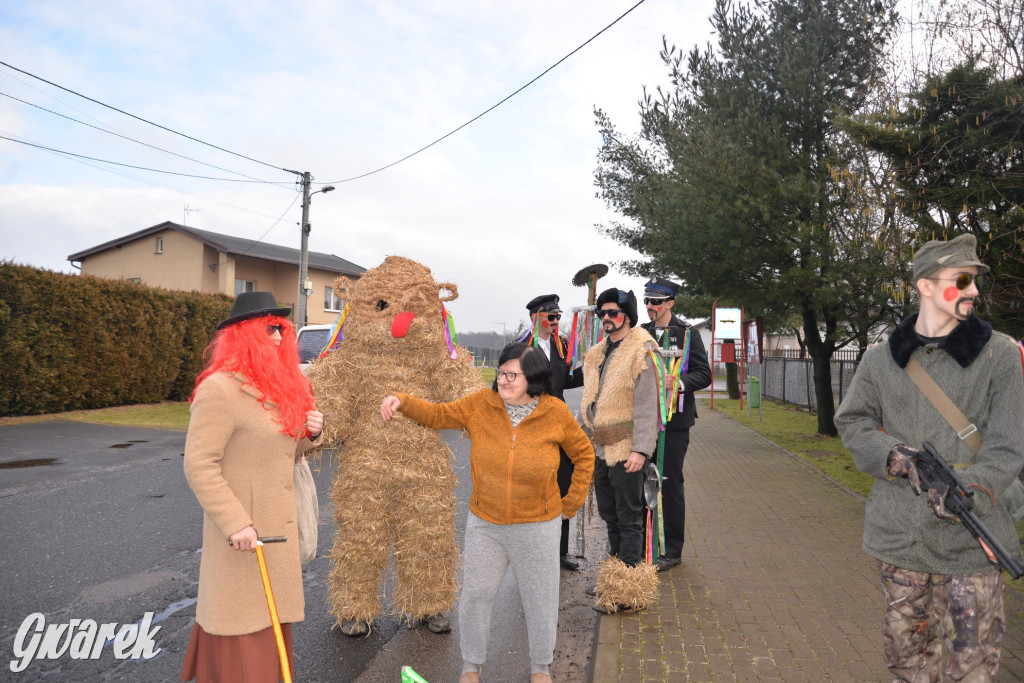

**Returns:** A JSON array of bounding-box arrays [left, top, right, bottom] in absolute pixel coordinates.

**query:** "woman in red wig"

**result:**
[[181, 292, 324, 683]]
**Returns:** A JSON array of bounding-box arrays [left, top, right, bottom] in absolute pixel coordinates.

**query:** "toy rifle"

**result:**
[[915, 442, 1024, 579]]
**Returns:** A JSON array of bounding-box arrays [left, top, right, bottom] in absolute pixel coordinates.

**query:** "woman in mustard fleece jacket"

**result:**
[[381, 342, 594, 683]]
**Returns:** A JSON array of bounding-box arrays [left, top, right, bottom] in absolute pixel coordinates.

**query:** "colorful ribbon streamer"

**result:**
[[318, 302, 350, 359], [440, 304, 458, 360]]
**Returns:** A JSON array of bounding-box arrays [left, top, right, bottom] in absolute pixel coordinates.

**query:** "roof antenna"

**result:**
[[184, 204, 200, 226]]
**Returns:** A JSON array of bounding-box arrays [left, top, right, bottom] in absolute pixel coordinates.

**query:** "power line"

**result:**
[[322, 0, 650, 184], [235, 192, 303, 258], [0, 134, 293, 183], [0, 59, 288, 172], [1, 90, 288, 186], [0, 129, 301, 225]]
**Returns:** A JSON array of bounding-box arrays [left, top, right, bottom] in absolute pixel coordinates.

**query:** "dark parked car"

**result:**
[[296, 324, 333, 373]]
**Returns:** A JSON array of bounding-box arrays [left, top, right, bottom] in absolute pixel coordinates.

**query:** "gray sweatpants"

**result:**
[[460, 511, 561, 676]]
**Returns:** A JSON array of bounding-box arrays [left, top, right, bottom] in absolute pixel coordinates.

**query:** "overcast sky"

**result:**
[[0, 0, 720, 332]]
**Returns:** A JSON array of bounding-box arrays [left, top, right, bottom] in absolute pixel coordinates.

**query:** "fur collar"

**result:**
[[888, 312, 992, 368]]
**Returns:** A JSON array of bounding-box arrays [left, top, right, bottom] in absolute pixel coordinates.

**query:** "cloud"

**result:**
[[0, 0, 718, 331]]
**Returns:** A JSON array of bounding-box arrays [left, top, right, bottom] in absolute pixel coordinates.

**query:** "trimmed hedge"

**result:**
[[0, 263, 231, 416]]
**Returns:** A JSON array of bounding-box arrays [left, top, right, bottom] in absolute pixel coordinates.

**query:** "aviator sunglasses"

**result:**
[[929, 272, 986, 291], [266, 324, 283, 335]]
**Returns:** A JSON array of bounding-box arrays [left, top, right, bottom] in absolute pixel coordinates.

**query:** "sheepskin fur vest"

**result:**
[[582, 326, 657, 466]]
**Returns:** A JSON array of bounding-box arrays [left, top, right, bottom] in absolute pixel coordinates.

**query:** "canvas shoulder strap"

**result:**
[[904, 356, 982, 454]]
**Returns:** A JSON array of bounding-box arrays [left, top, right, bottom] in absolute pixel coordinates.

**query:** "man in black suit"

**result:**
[[526, 294, 585, 570], [640, 277, 712, 572]]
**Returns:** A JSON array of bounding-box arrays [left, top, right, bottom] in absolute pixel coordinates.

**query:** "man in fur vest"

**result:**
[[582, 288, 660, 613], [835, 234, 1024, 681]]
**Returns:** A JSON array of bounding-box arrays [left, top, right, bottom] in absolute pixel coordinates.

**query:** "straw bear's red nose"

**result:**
[[391, 312, 415, 338]]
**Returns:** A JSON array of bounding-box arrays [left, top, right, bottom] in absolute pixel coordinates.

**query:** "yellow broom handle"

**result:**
[[255, 542, 292, 683]]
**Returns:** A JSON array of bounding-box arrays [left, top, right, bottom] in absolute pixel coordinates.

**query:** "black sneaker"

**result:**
[[655, 556, 682, 572], [426, 614, 451, 634], [560, 554, 580, 571], [592, 602, 633, 614], [337, 618, 370, 637]]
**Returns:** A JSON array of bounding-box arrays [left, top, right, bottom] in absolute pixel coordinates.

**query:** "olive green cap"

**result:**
[[912, 234, 989, 283]]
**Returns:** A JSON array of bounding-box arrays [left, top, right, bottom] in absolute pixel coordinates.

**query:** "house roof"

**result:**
[[67, 221, 366, 275]]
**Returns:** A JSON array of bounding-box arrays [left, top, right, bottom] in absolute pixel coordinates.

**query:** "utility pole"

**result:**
[[284, 170, 334, 330], [296, 171, 312, 329]]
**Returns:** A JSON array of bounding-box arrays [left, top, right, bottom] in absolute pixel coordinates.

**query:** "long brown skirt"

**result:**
[[181, 622, 294, 682]]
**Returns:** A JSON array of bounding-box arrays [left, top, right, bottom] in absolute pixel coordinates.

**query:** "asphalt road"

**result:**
[[0, 387, 600, 682]]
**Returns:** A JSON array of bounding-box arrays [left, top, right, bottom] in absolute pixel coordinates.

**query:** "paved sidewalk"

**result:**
[[588, 408, 1024, 682]]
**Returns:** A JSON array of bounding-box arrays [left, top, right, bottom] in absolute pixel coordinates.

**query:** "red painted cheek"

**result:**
[[541, 321, 550, 328], [943, 286, 959, 302]]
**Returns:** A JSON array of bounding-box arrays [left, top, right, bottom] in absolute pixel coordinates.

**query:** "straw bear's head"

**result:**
[[332, 256, 457, 349]]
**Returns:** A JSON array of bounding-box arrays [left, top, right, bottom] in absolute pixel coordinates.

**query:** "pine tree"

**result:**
[[594, 0, 900, 434]]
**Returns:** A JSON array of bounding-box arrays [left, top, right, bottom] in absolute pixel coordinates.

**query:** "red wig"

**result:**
[[191, 316, 315, 438]]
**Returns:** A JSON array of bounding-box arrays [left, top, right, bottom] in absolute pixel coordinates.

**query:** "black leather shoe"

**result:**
[[560, 554, 579, 571], [655, 555, 682, 572]]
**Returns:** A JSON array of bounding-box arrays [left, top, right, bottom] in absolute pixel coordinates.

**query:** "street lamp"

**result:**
[[285, 169, 335, 329]]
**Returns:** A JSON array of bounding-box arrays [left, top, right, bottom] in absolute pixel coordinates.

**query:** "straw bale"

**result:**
[[594, 556, 659, 612], [308, 256, 481, 625]]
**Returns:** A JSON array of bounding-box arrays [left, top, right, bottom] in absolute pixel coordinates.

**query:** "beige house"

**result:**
[[67, 221, 365, 326]]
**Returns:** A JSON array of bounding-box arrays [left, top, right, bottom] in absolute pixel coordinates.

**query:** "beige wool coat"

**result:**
[[184, 371, 322, 635]]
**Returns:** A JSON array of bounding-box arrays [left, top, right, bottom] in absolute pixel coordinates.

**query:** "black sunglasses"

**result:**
[[596, 309, 623, 319], [644, 297, 671, 305], [929, 273, 986, 291], [266, 324, 283, 335], [540, 312, 561, 321]]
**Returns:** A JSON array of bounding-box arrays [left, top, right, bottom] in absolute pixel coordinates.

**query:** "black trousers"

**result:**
[[594, 457, 644, 567], [659, 428, 690, 559], [557, 449, 573, 556]]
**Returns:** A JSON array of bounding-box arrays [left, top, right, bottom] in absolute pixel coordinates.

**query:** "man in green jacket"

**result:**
[[835, 234, 1024, 682]]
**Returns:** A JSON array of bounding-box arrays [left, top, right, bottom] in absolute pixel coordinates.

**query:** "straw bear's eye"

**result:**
[[376, 300, 389, 312]]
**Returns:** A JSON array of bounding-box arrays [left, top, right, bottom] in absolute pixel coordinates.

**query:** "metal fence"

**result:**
[[750, 356, 860, 410], [463, 345, 503, 367], [764, 348, 861, 361]]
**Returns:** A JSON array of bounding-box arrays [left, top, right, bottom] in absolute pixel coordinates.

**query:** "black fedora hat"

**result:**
[[217, 292, 292, 330]]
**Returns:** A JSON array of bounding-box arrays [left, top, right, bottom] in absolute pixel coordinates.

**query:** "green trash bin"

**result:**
[[746, 376, 760, 408]]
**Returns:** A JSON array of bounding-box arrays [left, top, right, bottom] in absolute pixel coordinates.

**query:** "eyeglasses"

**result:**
[[540, 312, 561, 322], [644, 297, 670, 306], [266, 324, 283, 335], [596, 309, 623, 319], [929, 273, 986, 291], [496, 370, 522, 382]]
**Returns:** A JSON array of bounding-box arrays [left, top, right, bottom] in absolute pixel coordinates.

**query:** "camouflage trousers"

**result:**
[[878, 561, 1004, 682]]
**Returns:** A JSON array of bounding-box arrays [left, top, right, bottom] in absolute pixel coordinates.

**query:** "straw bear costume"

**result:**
[[307, 256, 480, 628]]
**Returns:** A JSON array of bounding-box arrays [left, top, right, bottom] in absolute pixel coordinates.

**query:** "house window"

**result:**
[[155, 237, 163, 254], [324, 286, 343, 312], [234, 279, 255, 296]]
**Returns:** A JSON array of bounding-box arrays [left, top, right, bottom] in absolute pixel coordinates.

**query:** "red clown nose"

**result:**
[[391, 312, 415, 338]]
